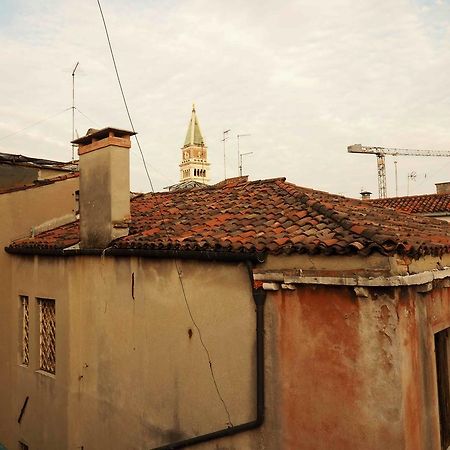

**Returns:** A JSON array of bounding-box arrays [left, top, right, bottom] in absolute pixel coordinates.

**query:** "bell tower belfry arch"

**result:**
[[179, 105, 210, 184]]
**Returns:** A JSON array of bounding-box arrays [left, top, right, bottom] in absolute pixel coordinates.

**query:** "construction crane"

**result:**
[[347, 144, 450, 198]]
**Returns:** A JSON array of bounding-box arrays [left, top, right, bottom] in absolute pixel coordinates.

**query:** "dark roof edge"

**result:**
[[5, 246, 266, 263], [71, 127, 136, 145]]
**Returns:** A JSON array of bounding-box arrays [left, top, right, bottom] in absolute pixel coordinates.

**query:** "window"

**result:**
[[435, 328, 450, 449], [38, 299, 56, 375], [19, 296, 29, 366], [19, 442, 29, 450]]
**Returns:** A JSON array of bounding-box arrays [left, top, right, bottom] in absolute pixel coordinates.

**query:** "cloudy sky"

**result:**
[[2, 0, 450, 197]]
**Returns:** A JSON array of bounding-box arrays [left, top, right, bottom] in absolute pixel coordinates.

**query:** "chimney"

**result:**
[[360, 190, 372, 200], [436, 182, 450, 194], [72, 127, 136, 249]]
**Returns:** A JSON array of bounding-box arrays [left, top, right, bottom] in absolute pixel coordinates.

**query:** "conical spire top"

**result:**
[[184, 104, 204, 147]]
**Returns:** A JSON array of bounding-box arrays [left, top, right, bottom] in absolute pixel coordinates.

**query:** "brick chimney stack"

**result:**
[[436, 182, 450, 194], [72, 127, 135, 249]]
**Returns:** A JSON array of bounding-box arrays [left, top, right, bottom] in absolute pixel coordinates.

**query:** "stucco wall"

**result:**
[[0, 165, 39, 189], [9, 256, 258, 450], [0, 177, 79, 449], [7, 248, 450, 449], [268, 283, 450, 450], [0, 165, 69, 190]]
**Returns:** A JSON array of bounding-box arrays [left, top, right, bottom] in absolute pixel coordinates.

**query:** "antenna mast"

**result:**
[[222, 129, 230, 180], [71, 62, 79, 162], [237, 133, 251, 176], [240, 151, 253, 176]]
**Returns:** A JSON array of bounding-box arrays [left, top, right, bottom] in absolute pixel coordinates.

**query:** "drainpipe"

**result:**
[[150, 260, 266, 450], [4, 245, 267, 447]]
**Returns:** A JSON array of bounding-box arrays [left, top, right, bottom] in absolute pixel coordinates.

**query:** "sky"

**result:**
[[2, 0, 450, 197]]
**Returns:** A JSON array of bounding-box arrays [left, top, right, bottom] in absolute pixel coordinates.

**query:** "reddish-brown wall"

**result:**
[[269, 283, 450, 450]]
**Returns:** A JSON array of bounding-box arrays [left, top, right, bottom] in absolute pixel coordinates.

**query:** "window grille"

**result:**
[[39, 299, 55, 374], [20, 296, 29, 366], [19, 442, 29, 450]]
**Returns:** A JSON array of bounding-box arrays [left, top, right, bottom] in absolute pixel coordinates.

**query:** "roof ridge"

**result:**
[[372, 192, 450, 201]]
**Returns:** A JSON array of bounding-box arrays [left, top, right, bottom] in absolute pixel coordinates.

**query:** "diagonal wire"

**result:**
[[75, 107, 99, 126], [0, 107, 71, 142], [96, 0, 233, 427]]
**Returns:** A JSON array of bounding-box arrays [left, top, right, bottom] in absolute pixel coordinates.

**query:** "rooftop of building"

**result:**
[[370, 192, 450, 215], [0, 152, 78, 172], [0, 172, 79, 196], [8, 177, 450, 259]]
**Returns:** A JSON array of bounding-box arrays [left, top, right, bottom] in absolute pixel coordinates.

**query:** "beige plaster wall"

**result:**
[[7, 243, 450, 449], [0, 177, 79, 449], [263, 252, 450, 276], [37, 168, 71, 180], [9, 256, 259, 450]]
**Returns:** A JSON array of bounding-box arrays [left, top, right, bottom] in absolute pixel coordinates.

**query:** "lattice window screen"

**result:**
[[19, 442, 29, 450], [39, 298, 56, 374], [20, 296, 29, 366]]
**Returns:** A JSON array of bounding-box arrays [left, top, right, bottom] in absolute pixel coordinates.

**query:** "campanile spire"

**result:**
[[179, 105, 210, 184]]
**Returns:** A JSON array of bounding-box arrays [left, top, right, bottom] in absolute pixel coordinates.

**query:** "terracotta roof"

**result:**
[[0, 152, 78, 171], [371, 193, 450, 215], [0, 172, 79, 195], [8, 177, 450, 258]]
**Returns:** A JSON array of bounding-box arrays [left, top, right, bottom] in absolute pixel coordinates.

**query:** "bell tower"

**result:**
[[179, 105, 210, 184]]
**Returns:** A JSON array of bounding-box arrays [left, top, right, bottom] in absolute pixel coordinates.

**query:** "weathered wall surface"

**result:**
[[0, 165, 39, 189], [8, 245, 450, 450], [269, 282, 450, 450], [9, 256, 258, 450], [0, 177, 78, 449], [0, 165, 69, 190]]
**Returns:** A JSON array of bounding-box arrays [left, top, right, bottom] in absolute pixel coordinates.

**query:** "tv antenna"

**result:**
[[71, 62, 79, 162], [394, 160, 398, 196], [237, 133, 251, 176], [407, 171, 417, 196], [240, 151, 253, 176], [222, 129, 230, 180]]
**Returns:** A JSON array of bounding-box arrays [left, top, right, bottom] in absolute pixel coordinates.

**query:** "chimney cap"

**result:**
[[71, 127, 136, 145]]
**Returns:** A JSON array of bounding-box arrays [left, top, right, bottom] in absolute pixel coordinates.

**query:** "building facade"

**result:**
[[4, 129, 450, 449], [0, 152, 77, 190], [0, 173, 79, 449]]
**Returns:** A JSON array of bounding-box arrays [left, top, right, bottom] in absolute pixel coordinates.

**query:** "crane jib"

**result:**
[[347, 143, 450, 199]]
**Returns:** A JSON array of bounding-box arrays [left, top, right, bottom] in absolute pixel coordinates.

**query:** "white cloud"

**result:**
[[2, 0, 450, 197]]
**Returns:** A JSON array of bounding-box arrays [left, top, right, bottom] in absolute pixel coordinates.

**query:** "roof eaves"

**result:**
[[5, 244, 266, 263]]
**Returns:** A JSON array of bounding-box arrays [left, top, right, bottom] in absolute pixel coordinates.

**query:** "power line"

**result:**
[[0, 107, 71, 142], [95, 0, 233, 427], [96, 0, 155, 193], [75, 107, 99, 126]]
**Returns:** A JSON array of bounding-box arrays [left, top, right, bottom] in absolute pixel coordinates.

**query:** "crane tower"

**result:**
[[348, 144, 450, 198]]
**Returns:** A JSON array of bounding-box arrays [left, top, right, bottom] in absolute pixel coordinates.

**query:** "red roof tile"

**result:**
[[371, 193, 450, 215], [8, 177, 450, 258]]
